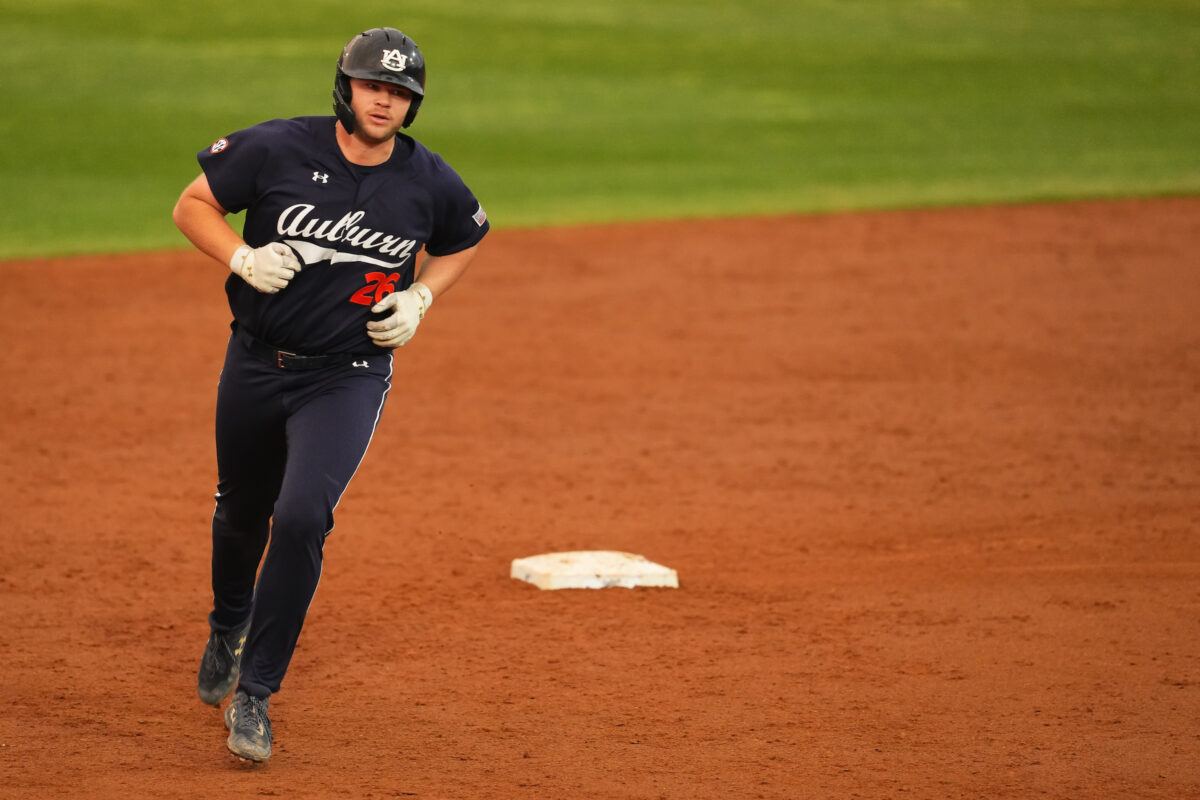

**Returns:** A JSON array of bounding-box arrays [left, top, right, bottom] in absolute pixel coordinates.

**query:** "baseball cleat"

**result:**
[[197, 617, 252, 706], [225, 690, 273, 762]]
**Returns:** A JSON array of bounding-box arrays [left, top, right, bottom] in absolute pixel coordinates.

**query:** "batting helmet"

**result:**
[[333, 27, 426, 132]]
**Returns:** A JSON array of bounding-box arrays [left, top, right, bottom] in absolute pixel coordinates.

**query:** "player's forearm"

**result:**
[[368, 245, 479, 348], [173, 174, 245, 267], [415, 245, 480, 299], [173, 195, 244, 267]]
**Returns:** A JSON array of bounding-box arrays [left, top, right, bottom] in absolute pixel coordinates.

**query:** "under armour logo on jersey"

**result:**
[[352, 360, 369, 368], [312, 172, 328, 183], [380, 49, 408, 71]]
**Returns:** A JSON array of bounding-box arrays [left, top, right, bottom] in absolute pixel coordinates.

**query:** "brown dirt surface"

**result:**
[[1, 198, 1199, 799]]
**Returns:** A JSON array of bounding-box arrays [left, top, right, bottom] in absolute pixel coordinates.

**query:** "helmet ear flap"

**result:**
[[402, 95, 422, 128], [332, 71, 356, 133]]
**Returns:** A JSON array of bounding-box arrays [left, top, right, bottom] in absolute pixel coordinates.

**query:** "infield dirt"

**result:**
[[2, 198, 1198, 798]]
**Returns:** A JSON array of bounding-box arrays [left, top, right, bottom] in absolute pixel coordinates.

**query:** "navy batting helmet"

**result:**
[[333, 27, 426, 131]]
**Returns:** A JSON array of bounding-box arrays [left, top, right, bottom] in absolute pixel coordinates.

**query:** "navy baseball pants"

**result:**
[[207, 329, 392, 698]]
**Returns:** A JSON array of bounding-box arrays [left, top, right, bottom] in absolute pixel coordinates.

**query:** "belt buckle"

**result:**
[[276, 350, 296, 368]]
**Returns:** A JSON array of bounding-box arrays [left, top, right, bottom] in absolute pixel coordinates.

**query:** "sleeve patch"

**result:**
[[472, 203, 487, 227], [210, 138, 229, 154]]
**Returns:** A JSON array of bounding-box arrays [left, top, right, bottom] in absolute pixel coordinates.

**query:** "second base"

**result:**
[[510, 550, 679, 590]]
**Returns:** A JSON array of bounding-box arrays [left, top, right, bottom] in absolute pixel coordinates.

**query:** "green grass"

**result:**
[[1, 0, 1198, 257]]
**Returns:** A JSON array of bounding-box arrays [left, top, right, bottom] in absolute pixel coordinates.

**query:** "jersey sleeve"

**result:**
[[424, 157, 491, 257], [196, 121, 276, 214]]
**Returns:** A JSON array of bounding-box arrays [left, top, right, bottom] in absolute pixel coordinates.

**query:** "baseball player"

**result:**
[[171, 27, 488, 762]]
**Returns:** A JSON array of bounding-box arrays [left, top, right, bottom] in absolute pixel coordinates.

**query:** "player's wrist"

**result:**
[[409, 281, 433, 318], [229, 244, 252, 274]]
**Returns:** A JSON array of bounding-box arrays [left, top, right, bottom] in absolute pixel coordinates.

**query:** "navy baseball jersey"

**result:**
[[198, 116, 489, 354]]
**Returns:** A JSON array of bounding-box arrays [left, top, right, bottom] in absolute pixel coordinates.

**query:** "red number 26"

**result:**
[[349, 272, 401, 306]]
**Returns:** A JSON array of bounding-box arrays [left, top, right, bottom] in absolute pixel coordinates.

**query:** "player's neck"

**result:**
[[334, 121, 395, 166]]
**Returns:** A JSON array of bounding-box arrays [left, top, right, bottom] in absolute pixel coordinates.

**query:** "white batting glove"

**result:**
[[367, 282, 434, 348], [230, 243, 301, 294]]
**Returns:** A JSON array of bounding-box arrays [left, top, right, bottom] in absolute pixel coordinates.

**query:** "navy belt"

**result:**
[[233, 325, 366, 370]]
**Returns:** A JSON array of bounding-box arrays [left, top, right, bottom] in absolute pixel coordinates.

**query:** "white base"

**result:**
[[510, 550, 679, 590]]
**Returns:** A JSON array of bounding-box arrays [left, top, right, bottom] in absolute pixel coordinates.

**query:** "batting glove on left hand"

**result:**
[[367, 282, 433, 348]]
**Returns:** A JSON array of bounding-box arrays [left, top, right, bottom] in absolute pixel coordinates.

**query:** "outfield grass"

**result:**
[[0, 0, 1198, 257]]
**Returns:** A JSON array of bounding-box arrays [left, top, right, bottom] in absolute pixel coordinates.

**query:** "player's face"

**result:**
[[349, 78, 414, 143]]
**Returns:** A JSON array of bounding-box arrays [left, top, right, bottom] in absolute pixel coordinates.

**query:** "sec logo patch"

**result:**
[[210, 138, 229, 154]]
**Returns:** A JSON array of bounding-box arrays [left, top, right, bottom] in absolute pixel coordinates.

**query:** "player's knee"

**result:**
[[213, 497, 272, 539], [269, 503, 334, 553]]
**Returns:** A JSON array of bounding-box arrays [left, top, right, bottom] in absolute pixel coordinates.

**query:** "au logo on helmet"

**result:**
[[380, 49, 408, 71]]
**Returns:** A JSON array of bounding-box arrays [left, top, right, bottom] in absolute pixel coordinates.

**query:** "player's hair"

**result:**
[[333, 27, 426, 132]]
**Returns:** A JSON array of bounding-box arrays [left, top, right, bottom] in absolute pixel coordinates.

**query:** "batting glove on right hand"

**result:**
[[230, 243, 301, 294]]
